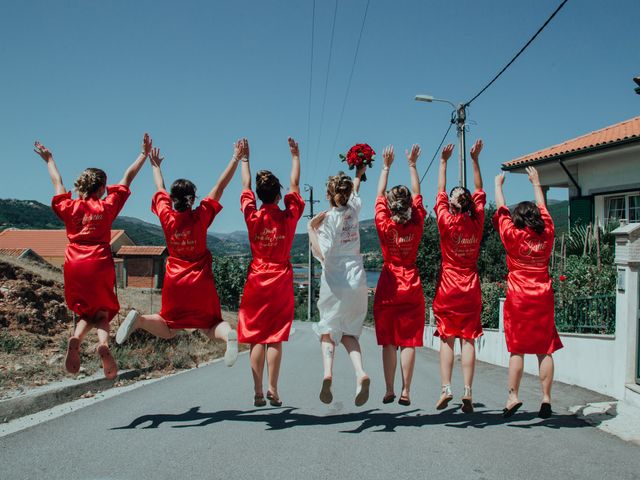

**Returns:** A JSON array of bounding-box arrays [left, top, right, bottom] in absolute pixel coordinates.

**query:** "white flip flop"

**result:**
[[224, 330, 238, 367], [116, 310, 139, 345]]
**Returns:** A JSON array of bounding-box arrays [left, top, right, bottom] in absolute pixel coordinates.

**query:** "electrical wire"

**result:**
[[305, 0, 316, 184], [465, 0, 569, 107], [420, 117, 455, 184], [328, 0, 370, 170]]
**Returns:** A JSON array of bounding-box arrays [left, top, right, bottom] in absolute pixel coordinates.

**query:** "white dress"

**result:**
[[311, 193, 369, 344]]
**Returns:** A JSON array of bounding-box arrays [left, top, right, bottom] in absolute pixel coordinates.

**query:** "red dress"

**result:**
[[238, 190, 305, 344], [432, 190, 486, 340], [493, 204, 563, 354], [152, 191, 223, 330], [52, 185, 130, 322], [373, 194, 427, 347]]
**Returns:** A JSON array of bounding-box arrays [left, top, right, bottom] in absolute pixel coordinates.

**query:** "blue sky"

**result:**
[[1, 0, 638, 233]]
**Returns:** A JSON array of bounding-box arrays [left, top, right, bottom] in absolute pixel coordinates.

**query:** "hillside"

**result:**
[[0, 199, 249, 256]]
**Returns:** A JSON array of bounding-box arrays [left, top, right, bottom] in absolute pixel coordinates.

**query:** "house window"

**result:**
[[605, 193, 640, 224]]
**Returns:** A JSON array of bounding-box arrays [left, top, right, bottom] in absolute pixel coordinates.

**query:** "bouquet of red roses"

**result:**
[[339, 143, 375, 182]]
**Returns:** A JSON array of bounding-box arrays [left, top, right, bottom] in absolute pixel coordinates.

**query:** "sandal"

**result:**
[[97, 344, 118, 380], [502, 401, 523, 418], [254, 394, 267, 407], [266, 391, 282, 407], [319, 378, 333, 404], [382, 393, 396, 404], [461, 385, 474, 414], [65, 336, 81, 374], [436, 384, 453, 410], [398, 395, 411, 406], [538, 402, 552, 419], [355, 376, 370, 407]]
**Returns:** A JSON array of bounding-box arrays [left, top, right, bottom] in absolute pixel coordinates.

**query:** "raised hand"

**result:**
[[441, 143, 455, 162], [470, 139, 483, 162], [149, 147, 164, 167], [288, 137, 299, 157], [525, 166, 540, 185], [233, 138, 246, 161], [141, 133, 152, 158], [34, 141, 53, 162], [495, 173, 505, 186], [406, 144, 421, 166], [382, 145, 394, 168]]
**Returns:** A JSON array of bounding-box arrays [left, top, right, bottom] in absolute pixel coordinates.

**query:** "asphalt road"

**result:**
[[1, 322, 639, 480]]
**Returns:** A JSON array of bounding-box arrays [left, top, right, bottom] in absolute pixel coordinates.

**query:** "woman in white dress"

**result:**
[[308, 166, 370, 406]]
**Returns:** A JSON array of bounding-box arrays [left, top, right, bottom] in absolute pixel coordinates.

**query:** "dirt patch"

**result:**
[[0, 255, 244, 399]]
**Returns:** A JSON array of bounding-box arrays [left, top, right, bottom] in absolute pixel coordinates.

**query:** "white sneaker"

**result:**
[[224, 330, 238, 367], [116, 310, 139, 345]]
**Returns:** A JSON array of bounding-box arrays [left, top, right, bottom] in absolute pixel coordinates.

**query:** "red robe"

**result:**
[[432, 190, 486, 340], [52, 185, 130, 322], [373, 194, 426, 347], [152, 191, 223, 330], [238, 190, 305, 344], [493, 204, 563, 354]]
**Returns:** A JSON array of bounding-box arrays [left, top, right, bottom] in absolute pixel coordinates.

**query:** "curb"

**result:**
[[0, 368, 150, 424]]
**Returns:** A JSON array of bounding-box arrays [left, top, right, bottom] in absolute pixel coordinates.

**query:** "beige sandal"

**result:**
[[436, 384, 453, 410]]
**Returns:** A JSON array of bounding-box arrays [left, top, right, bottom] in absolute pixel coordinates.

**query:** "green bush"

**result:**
[[0, 332, 23, 353], [481, 281, 505, 329], [212, 256, 248, 310]]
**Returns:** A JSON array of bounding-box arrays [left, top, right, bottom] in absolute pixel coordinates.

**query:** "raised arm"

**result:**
[[470, 139, 483, 191], [34, 141, 66, 195], [377, 145, 394, 196], [494, 173, 506, 208], [437, 143, 455, 192], [307, 211, 327, 262], [241, 139, 252, 191], [149, 147, 166, 192], [288, 137, 301, 195], [119, 133, 152, 187], [406, 144, 421, 196], [353, 165, 366, 194], [526, 166, 545, 206], [208, 138, 245, 202]]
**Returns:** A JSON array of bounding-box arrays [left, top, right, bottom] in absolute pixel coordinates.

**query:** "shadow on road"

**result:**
[[112, 404, 596, 433]]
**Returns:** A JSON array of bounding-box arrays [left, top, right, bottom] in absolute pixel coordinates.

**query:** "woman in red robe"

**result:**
[[36, 134, 151, 380], [374, 144, 426, 406], [116, 140, 245, 369], [237, 138, 305, 407], [494, 166, 563, 419], [432, 139, 485, 413]]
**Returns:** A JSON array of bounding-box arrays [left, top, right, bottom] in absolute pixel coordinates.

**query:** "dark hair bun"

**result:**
[[170, 179, 197, 212], [256, 170, 282, 204]]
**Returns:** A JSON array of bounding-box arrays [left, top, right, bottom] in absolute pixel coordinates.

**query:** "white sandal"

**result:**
[[116, 310, 139, 345], [224, 330, 238, 367]]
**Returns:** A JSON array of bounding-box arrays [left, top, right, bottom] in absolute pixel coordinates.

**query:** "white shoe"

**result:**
[[224, 330, 238, 367], [116, 310, 139, 345]]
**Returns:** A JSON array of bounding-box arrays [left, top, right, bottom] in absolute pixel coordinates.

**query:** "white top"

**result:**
[[316, 193, 362, 259]]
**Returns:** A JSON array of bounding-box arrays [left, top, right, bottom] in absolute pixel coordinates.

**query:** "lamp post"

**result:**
[[415, 95, 468, 188]]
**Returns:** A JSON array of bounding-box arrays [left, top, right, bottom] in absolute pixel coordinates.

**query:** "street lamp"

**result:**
[[414, 94, 468, 188]]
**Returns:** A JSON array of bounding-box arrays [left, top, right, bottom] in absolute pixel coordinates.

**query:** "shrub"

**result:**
[[212, 256, 248, 310], [481, 281, 505, 329], [0, 331, 23, 353]]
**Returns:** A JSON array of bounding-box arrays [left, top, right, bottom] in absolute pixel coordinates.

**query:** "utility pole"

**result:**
[[634, 76, 640, 95], [304, 184, 319, 322], [456, 103, 468, 188]]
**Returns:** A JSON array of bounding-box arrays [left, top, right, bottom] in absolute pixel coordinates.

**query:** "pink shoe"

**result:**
[[97, 344, 118, 380], [65, 337, 81, 374]]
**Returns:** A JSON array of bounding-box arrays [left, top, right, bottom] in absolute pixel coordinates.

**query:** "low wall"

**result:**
[[424, 302, 619, 397]]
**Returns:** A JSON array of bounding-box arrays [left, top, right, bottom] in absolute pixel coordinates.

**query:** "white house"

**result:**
[[501, 116, 640, 228]]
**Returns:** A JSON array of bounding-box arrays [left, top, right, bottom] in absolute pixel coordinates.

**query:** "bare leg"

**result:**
[[206, 321, 232, 341], [382, 345, 397, 397], [437, 336, 455, 407], [341, 335, 367, 379], [266, 342, 282, 399], [399, 347, 415, 399], [66, 318, 93, 373], [460, 338, 476, 389], [506, 353, 524, 408], [95, 311, 118, 380], [137, 314, 177, 339], [321, 334, 335, 380], [73, 319, 93, 342], [250, 344, 266, 396], [537, 354, 554, 404]]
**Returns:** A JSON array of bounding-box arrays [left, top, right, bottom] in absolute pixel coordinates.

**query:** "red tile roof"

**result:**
[[117, 245, 167, 256], [0, 229, 126, 258], [503, 116, 640, 170], [0, 248, 30, 257]]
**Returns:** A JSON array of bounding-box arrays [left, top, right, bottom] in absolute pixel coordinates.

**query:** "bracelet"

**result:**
[[382, 166, 390, 171], [408, 163, 417, 168]]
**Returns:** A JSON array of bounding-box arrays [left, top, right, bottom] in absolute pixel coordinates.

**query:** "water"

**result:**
[[293, 266, 380, 288]]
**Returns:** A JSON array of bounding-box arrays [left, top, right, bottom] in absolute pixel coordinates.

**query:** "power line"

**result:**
[[305, 0, 316, 184], [465, 0, 569, 107], [420, 117, 455, 184], [313, 0, 339, 180], [328, 0, 370, 171]]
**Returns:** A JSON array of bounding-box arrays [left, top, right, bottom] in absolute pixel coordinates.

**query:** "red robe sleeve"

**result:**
[[413, 194, 427, 223], [472, 189, 486, 225], [51, 192, 74, 223], [493, 205, 517, 246], [197, 197, 223, 228], [284, 191, 305, 222], [104, 184, 131, 220], [434, 191, 452, 230], [151, 191, 174, 225], [538, 204, 555, 238], [374, 195, 392, 233]]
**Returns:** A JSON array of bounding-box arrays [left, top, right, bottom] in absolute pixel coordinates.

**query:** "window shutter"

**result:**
[[569, 197, 594, 227]]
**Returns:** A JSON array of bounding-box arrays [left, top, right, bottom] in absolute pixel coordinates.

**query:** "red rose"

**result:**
[[559, 275, 567, 282]]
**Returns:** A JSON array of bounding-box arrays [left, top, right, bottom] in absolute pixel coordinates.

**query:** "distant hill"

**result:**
[[0, 199, 249, 256]]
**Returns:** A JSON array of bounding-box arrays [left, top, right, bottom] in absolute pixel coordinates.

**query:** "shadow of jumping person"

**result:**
[[112, 403, 596, 433]]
